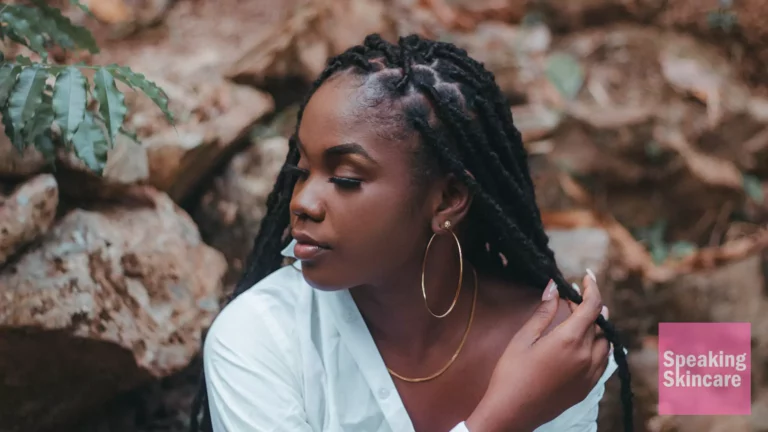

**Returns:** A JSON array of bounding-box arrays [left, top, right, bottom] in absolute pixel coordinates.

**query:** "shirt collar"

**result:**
[[281, 238, 298, 258], [281, 239, 301, 269]]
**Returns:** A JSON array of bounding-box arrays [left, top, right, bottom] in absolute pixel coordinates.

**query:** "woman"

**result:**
[[191, 34, 633, 432]]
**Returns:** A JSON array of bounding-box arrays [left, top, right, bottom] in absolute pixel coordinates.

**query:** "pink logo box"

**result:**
[[658, 322, 751, 415]]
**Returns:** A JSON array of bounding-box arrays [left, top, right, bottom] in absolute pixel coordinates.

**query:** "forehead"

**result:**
[[297, 72, 415, 156]]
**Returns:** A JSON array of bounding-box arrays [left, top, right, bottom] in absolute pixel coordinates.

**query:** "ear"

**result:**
[[430, 170, 474, 232]]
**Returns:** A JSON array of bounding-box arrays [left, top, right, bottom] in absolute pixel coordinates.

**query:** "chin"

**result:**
[[300, 263, 350, 292]]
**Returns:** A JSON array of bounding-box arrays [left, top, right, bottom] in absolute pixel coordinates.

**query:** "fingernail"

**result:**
[[586, 268, 597, 283], [571, 282, 581, 295], [601, 305, 609, 320], [542, 279, 557, 301]]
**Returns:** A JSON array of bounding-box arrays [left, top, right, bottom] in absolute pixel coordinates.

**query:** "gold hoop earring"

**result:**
[[421, 220, 463, 319]]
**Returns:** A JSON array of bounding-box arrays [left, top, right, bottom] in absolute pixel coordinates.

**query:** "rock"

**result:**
[[650, 254, 765, 325], [0, 189, 226, 432], [545, 227, 618, 310], [547, 227, 612, 282], [0, 122, 47, 178], [60, 0, 176, 42], [0, 174, 59, 266], [227, 0, 394, 85], [446, 22, 552, 99], [54, 136, 152, 202], [194, 134, 290, 290], [545, 27, 756, 245], [141, 83, 274, 202], [655, 0, 768, 88]]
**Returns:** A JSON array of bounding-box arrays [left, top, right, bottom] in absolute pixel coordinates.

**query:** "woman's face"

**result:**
[[289, 72, 436, 291]]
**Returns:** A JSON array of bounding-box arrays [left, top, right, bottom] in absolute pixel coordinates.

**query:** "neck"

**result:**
[[349, 246, 476, 358]]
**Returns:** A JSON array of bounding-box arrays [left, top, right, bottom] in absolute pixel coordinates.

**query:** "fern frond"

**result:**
[[22, 92, 54, 146], [1, 107, 24, 151], [52, 66, 87, 142], [1, 5, 49, 59], [14, 55, 33, 66], [94, 67, 127, 145], [71, 111, 109, 173], [0, 65, 21, 106], [7, 66, 48, 134], [35, 132, 56, 164], [106, 64, 174, 122], [30, 0, 99, 53], [2, 3, 99, 58], [69, 0, 93, 16]]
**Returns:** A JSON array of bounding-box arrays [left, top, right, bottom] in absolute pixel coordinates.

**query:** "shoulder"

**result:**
[[204, 265, 307, 365]]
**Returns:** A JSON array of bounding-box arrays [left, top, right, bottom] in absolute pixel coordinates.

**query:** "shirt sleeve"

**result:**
[[450, 421, 470, 432], [203, 294, 313, 432], [541, 347, 624, 432]]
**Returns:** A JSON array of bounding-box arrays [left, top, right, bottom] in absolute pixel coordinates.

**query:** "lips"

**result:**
[[291, 230, 331, 261]]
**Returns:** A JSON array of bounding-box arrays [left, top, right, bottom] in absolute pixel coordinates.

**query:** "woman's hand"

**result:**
[[465, 272, 611, 432]]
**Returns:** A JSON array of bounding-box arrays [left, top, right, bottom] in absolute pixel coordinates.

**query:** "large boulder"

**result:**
[[0, 175, 59, 266], [0, 189, 226, 432], [194, 131, 291, 290], [0, 125, 47, 179]]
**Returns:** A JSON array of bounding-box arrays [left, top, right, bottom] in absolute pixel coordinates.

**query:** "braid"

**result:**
[[190, 34, 634, 432]]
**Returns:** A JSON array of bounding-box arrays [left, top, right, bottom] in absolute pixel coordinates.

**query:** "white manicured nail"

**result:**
[[586, 268, 597, 283], [571, 282, 581, 295]]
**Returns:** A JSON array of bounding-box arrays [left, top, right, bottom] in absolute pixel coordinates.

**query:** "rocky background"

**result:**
[[2, 0, 768, 431]]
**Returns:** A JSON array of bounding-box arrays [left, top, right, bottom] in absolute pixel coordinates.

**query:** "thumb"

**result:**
[[513, 280, 560, 346]]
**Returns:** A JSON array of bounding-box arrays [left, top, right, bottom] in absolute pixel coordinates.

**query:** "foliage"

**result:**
[[0, 0, 173, 173]]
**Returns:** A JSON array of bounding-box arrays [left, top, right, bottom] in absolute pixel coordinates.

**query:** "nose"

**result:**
[[289, 176, 325, 222]]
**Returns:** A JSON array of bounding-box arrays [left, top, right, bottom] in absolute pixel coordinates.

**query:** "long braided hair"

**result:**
[[190, 33, 633, 432]]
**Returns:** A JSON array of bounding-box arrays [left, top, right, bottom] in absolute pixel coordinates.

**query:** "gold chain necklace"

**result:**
[[387, 266, 478, 383]]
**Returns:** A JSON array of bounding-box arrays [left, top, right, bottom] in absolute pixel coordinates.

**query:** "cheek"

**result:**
[[331, 182, 427, 270]]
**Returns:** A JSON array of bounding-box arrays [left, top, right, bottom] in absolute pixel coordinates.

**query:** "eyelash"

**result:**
[[282, 164, 363, 189]]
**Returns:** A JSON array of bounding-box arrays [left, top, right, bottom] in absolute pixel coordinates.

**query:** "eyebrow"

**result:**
[[324, 143, 377, 164], [296, 138, 379, 166]]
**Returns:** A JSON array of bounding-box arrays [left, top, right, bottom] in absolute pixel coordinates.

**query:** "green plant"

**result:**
[[0, 0, 173, 173]]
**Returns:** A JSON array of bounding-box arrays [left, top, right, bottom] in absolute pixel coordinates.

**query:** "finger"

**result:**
[[567, 283, 580, 313], [589, 338, 611, 384], [569, 270, 604, 336], [513, 279, 560, 346], [571, 283, 608, 331]]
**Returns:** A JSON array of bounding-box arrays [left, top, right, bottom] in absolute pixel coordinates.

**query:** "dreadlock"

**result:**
[[190, 33, 634, 432]]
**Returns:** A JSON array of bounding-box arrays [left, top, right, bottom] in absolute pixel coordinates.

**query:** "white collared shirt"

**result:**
[[204, 240, 619, 432]]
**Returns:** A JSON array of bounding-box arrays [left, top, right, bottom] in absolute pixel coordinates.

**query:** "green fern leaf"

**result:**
[[15, 55, 34, 66], [22, 98, 53, 145], [15, 4, 77, 52], [69, 0, 93, 16], [0, 65, 21, 106], [108, 65, 174, 122], [53, 66, 88, 142], [8, 66, 48, 133], [30, 0, 99, 54], [71, 112, 109, 172], [35, 132, 57, 164], [1, 6, 49, 59], [94, 67, 127, 144], [1, 108, 25, 151]]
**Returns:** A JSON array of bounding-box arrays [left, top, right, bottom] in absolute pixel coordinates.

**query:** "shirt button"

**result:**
[[378, 387, 390, 400], [344, 311, 355, 322]]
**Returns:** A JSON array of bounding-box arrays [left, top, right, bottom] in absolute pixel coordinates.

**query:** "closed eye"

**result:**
[[329, 177, 362, 189], [283, 164, 363, 189]]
